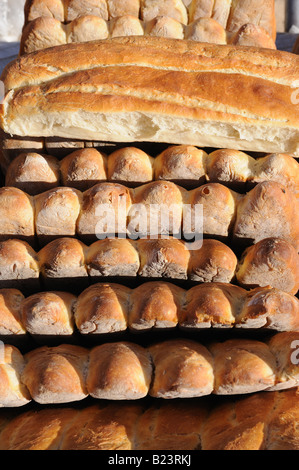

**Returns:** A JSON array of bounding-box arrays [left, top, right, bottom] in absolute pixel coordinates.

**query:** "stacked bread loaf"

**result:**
[[0, 0, 298, 450]]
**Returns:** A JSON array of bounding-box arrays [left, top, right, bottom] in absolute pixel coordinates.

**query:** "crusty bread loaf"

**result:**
[[185, 17, 227, 44], [24, 0, 65, 23], [1, 332, 299, 404], [1, 389, 299, 449], [236, 237, 299, 295], [20, 17, 67, 55], [2, 37, 296, 155], [66, 15, 109, 44], [0, 345, 31, 407], [7, 147, 298, 195], [0, 188, 35, 243], [2, 281, 298, 337], [229, 23, 276, 49]]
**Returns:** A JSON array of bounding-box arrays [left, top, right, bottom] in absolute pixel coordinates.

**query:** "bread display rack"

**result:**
[[0, 0, 298, 451]]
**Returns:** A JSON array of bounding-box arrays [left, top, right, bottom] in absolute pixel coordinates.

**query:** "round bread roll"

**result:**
[[38, 237, 88, 285], [181, 283, 246, 329], [24, 0, 65, 23], [5, 152, 60, 195], [0, 289, 26, 336], [140, 0, 188, 24], [74, 283, 130, 334], [205, 149, 254, 189], [109, 15, 144, 37], [60, 148, 107, 191], [0, 187, 35, 242], [229, 23, 276, 49], [64, 0, 109, 21], [145, 16, 184, 39], [0, 240, 39, 291], [107, 147, 154, 186], [137, 237, 190, 279], [86, 238, 140, 278], [128, 281, 184, 330], [66, 15, 109, 43], [149, 339, 214, 398], [188, 239, 237, 283], [185, 17, 227, 44], [22, 344, 89, 404], [77, 183, 132, 243], [236, 238, 299, 295], [188, 0, 231, 27], [107, 0, 140, 18], [34, 187, 82, 243], [21, 291, 76, 336], [0, 344, 31, 407], [86, 342, 152, 400], [20, 17, 67, 55], [154, 145, 207, 188]]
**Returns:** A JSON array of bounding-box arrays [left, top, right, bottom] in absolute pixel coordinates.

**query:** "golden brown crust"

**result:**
[[0, 345, 31, 407], [0, 289, 26, 336], [0, 188, 35, 242], [107, 147, 153, 185], [24, 0, 65, 23], [0, 239, 40, 289], [20, 17, 67, 55], [229, 23, 276, 49]]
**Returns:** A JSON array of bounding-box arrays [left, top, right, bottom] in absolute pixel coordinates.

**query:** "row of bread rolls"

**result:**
[[20, 15, 276, 55], [0, 237, 298, 295], [0, 180, 298, 247], [1, 281, 298, 338], [1, 332, 299, 406], [5, 147, 299, 196], [23, 0, 276, 38], [0, 388, 299, 450]]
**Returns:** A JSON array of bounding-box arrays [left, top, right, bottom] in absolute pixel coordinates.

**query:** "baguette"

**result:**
[[0, 237, 297, 294], [4, 280, 299, 337], [1, 332, 299, 404], [6, 147, 299, 195], [2, 37, 297, 155], [1, 389, 299, 449]]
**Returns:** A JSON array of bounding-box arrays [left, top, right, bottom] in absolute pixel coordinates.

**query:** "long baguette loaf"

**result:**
[[5, 147, 299, 196], [0, 388, 299, 450], [1, 332, 299, 405], [1, 281, 298, 337], [19, 15, 276, 56], [1, 37, 298, 155], [0, 181, 298, 247], [0, 237, 298, 294]]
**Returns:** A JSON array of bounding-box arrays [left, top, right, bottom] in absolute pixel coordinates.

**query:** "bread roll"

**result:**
[[107, 0, 140, 18], [3, 37, 297, 156], [149, 339, 214, 398], [0, 131, 44, 173], [34, 187, 82, 242], [38, 237, 88, 286], [109, 15, 144, 37], [154, 145, 207, 188], [185, 17, 227, 44], [137, 237, 190, 279], [128, 281, 183, 330], [74, 283, 130, 334], [0, 188, 35, 242], [0, 345, 31, 407], [229, 23, 276, 49], [0, 290, 26, 336], [22, 344, 89, 404], [131, 181, 186, 236], [188, 0, 231, 27], [5, 152, 60, 195], [60, 148, 107, 191], [233, 182, 299, 247], [140, 0, 188, 24], [188, 239, 237, 283], [64, 0, 109, 21], [86, 238, 139, 278], [24, 0, 65, 23], [20, 17, 67, 55], [86, 342, 152, 400], [267, 332, 299, 391], [226, 0, 276, 40], [21, 291, 76, 336], [237, 287, 299, 331], [145, 16, 184, 39], [187, 183, 240, 238], [66, 15, 109, 43], [236, 238, 299, 295], [107, 147, 154, 186], [0, 240, 39, 291], [181, 283, 245, 329], [205, 149, 254, 189], [210, 338, 276, 395]]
